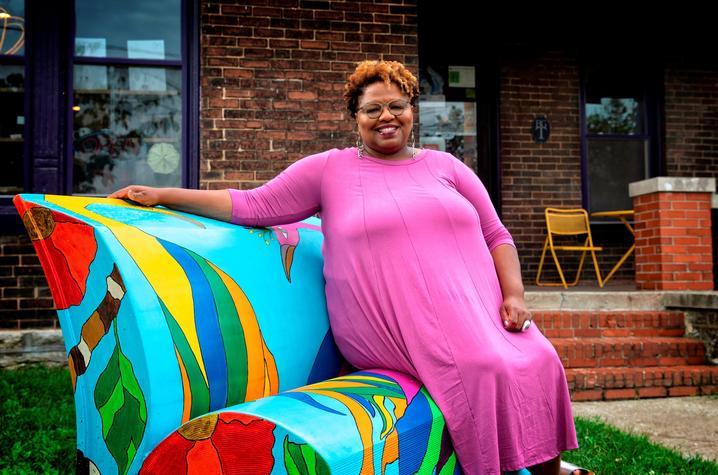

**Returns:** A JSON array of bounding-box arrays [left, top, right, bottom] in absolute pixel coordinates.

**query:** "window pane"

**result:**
[[586, 98, 642, 135], [419, 100, 478, 171], [0, 64, 24, 194], [75, 0, 180, 60], [588, 138, 647, 212], [585, 64, 644, 135], [73, 66, 182, 194], [0, 0, 25, 56]]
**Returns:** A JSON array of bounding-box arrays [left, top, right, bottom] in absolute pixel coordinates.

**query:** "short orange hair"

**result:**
[[343, 60, 419, 118]]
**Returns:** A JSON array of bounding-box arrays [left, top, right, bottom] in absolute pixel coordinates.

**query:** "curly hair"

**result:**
[[343, 60, 419, 118]]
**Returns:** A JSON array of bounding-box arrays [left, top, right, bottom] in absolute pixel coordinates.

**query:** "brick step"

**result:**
[[567, 365, 718, 401], [551, 337, 706, 368], [533, 310, 686, 338]]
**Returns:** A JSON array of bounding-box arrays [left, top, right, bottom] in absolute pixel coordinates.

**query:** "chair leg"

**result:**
[[536, 238, 549, 286], [549, 247, 569, 289], [571, 249, 588, 286], [590, 250, 604, 288]]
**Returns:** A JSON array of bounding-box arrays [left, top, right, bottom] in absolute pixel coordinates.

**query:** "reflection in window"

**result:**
[[73, 0, 182, 194], [586, 98, 642, 135], [75, 0, 180, 60], [73, 67, 182, 194], [0, 1, 24, 55], [418, 65, 479, 172], [0, 0, 25, 195]]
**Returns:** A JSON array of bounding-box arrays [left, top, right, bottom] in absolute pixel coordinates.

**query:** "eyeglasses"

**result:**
[[357, 99, 411, 119]]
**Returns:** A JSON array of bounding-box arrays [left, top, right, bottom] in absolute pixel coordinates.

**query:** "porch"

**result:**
[[526, 285, 718, 401]]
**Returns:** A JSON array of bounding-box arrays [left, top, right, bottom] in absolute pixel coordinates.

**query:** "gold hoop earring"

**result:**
[[356, 133, 364, 160]]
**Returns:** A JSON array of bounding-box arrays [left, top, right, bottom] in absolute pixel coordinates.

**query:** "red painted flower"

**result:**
[[140, 413, 276, 474]]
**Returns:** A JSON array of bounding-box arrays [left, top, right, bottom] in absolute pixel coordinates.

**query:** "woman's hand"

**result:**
[[108, 186, 162, 206], [500, 295, 532, 332]]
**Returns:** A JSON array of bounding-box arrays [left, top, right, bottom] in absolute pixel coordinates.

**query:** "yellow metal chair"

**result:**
[[535, 208, 604, 288]]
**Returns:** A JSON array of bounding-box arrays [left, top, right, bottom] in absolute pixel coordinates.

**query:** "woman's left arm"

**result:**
[[451, 157, 531, 332], [491, 244, 531, 332]]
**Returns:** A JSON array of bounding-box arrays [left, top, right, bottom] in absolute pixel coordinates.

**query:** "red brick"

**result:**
[[638, 387, 668, 398], [605, 389, 637, 400], [571, 390, 603, 401], [668, 386, 699, 397]]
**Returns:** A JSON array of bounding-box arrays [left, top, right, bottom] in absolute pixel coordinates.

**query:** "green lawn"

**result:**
[[1, 366, 717, 474]]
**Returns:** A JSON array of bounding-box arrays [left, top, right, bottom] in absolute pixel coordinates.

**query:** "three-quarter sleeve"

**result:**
[[228, 150, 328, 227], [451, 158, 515, 251]]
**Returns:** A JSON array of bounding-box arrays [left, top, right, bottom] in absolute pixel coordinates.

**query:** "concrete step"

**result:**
[[551, 337, 706, 368], [566, 365, 718, 401], [533, 310, 685, 338]]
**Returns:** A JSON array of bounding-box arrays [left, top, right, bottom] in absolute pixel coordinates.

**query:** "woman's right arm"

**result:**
[[108, 150, 328, 225], [108, 187, 233, 221]]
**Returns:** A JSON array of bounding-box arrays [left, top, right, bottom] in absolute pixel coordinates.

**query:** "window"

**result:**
[[418, 65, 479, 174], [73, 0, 183, 194], [0, 0, 25, 196], [582, 61, 657, 212]]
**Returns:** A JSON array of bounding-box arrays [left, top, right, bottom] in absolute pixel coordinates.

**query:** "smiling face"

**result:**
[[356, 81, 414, 160]]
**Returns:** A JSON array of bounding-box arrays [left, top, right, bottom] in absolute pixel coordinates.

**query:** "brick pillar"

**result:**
[[629, 177, 715, 290]]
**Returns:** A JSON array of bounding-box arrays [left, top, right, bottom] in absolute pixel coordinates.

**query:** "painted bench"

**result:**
[[15, 194, 541, 475]]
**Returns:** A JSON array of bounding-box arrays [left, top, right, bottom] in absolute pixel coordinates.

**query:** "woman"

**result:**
[[110, 60, 578, 474]]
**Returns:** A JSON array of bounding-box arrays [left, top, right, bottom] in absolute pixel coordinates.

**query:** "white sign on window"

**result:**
[[129, 67, 167, 92], [127, 40, 166, 60], [74, 65, 108, 90], [75, 38, 107, 57]]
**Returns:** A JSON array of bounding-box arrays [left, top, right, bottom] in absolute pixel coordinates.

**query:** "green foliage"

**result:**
[[0, 366, 75, 474], [564, 417, 718, 475]]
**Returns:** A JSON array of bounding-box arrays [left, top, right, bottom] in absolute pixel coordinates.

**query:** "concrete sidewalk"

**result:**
[[572, 396, 718, 462]]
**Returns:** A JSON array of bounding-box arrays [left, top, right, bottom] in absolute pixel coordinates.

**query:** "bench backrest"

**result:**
[[14, 194, 341, 475]]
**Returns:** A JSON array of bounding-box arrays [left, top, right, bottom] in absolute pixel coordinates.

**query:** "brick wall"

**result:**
[[199, 0, 419, 191], [0, 235, 55, 329], [664, 59, 718, 177]]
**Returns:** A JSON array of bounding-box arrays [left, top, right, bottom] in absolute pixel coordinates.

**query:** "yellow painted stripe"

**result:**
[[310, 389, 374, 475], [387, 396, 407, 420], [305, 381, 375, 391], [47, 196, 207, 382]]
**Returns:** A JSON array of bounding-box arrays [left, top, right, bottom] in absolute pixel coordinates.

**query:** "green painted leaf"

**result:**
[[94, 323, 147, 475], [283, 436, 330, 475]]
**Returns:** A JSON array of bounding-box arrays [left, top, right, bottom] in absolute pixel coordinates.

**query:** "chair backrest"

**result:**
[[545, 207, 592, 236], [14, 194, 342, 475]]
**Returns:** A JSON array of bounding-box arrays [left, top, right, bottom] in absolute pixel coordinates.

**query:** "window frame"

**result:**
[[67, 0, 198, 195], [579, 56, 664, 213], [0, 0, 198, 232]]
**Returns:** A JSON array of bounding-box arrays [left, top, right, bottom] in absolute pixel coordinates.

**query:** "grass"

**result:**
[[0, 366, 75, 474], [564, 417, 718, 475], [1, 366, 717, 474]]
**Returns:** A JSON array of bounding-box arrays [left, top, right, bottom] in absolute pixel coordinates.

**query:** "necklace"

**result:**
[[357, 146, 418, 161]]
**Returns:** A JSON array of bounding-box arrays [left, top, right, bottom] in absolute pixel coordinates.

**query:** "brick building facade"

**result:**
[[0, 1, 715, 328]]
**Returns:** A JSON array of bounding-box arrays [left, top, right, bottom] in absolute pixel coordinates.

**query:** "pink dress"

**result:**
[[229, 148, 578, 474]]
